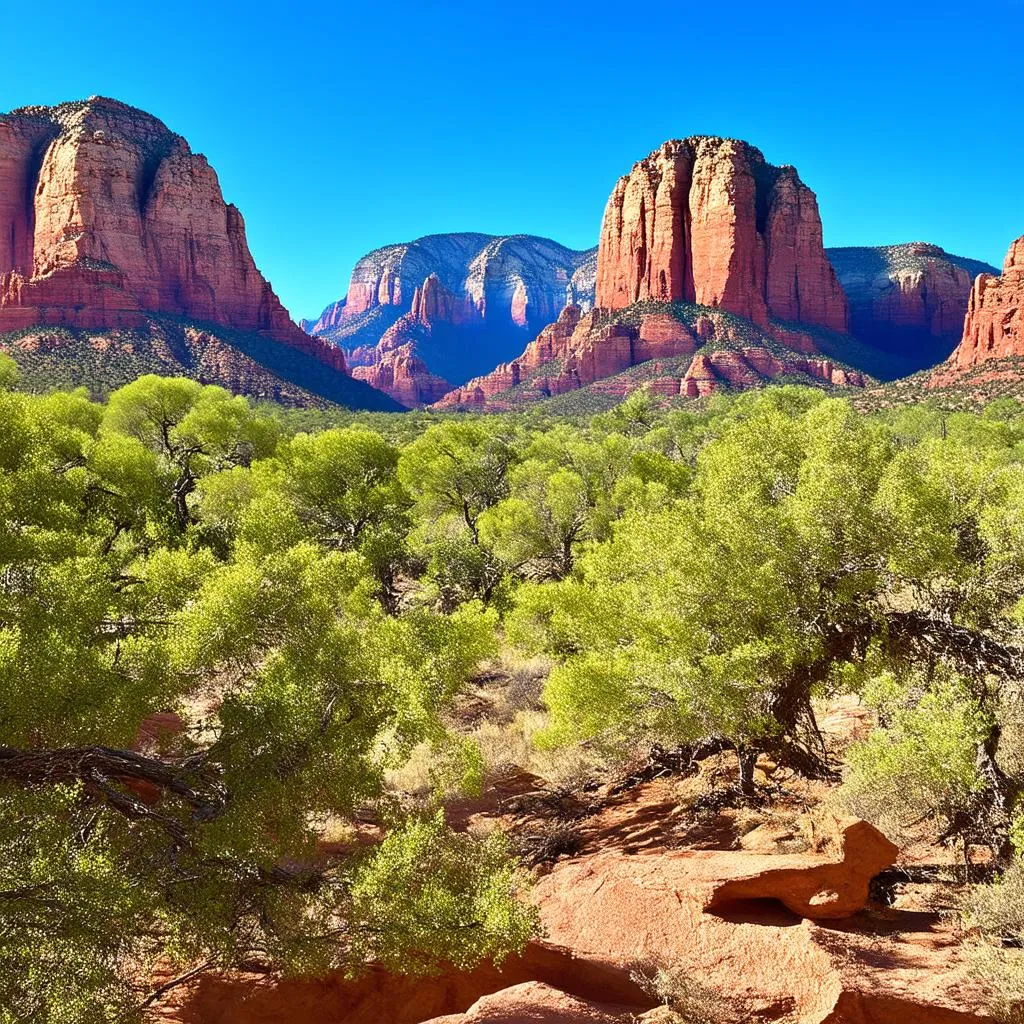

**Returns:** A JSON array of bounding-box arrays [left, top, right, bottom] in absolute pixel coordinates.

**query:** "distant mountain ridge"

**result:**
[[304, 233, 596, 405], [827, 243, 999, 378]]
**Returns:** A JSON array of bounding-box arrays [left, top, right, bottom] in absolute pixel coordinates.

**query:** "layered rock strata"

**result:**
[[0, 97, 347, 375], [948, 235, 1024, 371], [828, 243, 998, 377], [594, 137, 848, 332]]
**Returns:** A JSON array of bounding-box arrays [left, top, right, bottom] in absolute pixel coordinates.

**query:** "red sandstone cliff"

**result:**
[[0, 97, 346, 374], [594, 137, 848, 332], [434, 136, 867, 412], [947, 235, 1024, 371]]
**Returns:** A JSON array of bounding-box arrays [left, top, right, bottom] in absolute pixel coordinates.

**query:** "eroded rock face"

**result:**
[[305, 234, 597, 403], [948, 235, 1024, 371], [434, 305, 866, 412], [828, 243, 998, 378], [350, 311, 452, 408], [163, 816, 992, 1024], [594, 137, 848, 332], [535, 842, 991, 1024], [0, 97, 348, 375], [332, 233, 596, 326], [704, 818, 898, 919]]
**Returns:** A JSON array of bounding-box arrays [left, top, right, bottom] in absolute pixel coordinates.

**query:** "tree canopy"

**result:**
[[2, 372, 1024, 1020]]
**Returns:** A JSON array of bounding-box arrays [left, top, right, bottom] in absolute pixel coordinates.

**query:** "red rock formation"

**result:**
[[436, 305, 867, 411], [307, 235, 598, 400], [533, 840, 991, 1024], [632, 312, 698, 362], [351, 340, 451, 408], [164, 815, 991, 1024], [411, 273, 465, 325], [681, 347, 867, 398], [594, 137, 848, 332], [422, 982, 634, 1023], [303, 298, 347, 336], [164, 941, 652, 1024], [436, 306, 700, 410], [948, 235, 1024, 370], [705, 818, 897, 920], [0, 97, 346, 374]]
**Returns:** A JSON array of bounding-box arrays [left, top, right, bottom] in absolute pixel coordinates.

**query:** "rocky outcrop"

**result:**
[[704, 818, 898, 919], [0, 96, 396, 410], [422, 982, 635, 1024], [594, 137, 848, 332], [828, 243, 998, 378], [165, 816, 992, 1024], [533, 840, 992, 1024], [435, 305, 867, 411], [350, 310, 452, 407], [432, 136, 871, 411], [301, 298, 346, 336], [947, 235, 1024, 371], [680, 347, 867, 399]]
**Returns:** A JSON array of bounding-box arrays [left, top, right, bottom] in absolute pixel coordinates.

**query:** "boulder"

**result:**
[[420, 982, 634, 1023], [704, 818, 898, 919]]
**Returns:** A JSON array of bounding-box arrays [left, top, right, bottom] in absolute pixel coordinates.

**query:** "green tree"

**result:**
[[102, 376, 278, 534], [515, 392, 1024, 822], [0, 388, 534, 1021]]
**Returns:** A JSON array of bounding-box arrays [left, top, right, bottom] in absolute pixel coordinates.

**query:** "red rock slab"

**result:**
[[535, 841, 993, 1024], [705, 818, 898, 919], [421, 981, 635, 1023]]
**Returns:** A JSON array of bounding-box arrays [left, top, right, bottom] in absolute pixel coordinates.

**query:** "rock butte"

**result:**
[[0, 97, 347, 375], [946, 235, 1024, 371], [595, 136, 848, 332], [435, 136, 873, 411]]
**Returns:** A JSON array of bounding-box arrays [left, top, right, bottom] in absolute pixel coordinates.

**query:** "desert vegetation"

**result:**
[[1, 355, 1023, 1021]]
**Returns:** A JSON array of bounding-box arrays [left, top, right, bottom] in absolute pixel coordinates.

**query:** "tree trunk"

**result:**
[[738, 748, 758, 798]]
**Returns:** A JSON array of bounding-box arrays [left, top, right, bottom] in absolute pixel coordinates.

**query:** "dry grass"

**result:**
[[628, 957, 722, 1023]]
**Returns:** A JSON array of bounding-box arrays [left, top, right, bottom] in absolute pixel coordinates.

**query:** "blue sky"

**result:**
[[1, 0, 1022, 321]]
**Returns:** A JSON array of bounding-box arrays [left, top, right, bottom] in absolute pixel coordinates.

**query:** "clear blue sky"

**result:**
[[1, 0, 1022, 322]]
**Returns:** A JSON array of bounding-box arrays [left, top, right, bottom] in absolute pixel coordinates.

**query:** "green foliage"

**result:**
[[7, 370, 1024, 1017], [0, 378, 529, 1021], [0, 353, 18, 390], [963, 864, 1024, 1022], [347, 814, 537, 974], [840, 674, 989, 841]]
